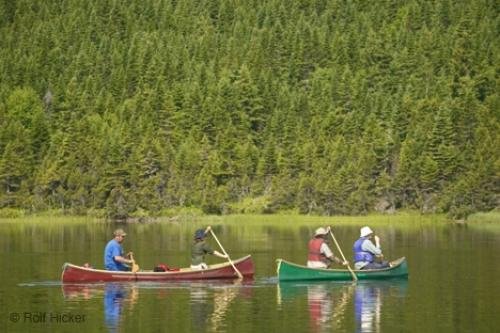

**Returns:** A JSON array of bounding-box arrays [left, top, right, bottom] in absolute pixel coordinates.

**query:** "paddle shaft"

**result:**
[[209, 229, 243, 279], [329, 230, 358, 281]]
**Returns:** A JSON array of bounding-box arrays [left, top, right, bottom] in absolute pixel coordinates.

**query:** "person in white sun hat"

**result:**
[[307, 227, 349, 269], [352, 226, 390, 270]]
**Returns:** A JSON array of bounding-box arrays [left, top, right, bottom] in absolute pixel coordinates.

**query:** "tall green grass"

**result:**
[[156, 212, 450, 229], [468, 211, 500, 224], [0, 212, 102, 224], [2, 210, 497, 227]]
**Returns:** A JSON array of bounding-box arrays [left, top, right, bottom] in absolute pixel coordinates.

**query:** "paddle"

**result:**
[[329, 228, 358, 282], [129, 253, 140, 273], [208, 228, 243, 279]]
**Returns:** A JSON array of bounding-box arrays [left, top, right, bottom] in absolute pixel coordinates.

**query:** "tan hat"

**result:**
[[314, 227, 328, 237], [113, 228, 127, 237]]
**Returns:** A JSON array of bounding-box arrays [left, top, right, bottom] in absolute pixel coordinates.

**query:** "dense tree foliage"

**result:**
[[0, 0, 498, 218]]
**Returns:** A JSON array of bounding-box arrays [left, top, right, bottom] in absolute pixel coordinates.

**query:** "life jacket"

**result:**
[[353, 237, 374, 263], [308, 238, 327, 262]]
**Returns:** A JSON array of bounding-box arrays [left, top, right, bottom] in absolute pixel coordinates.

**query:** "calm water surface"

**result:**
[[0, 218, 499, 333]]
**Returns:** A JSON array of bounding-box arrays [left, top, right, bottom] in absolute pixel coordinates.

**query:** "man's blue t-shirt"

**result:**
[[104, 239, 127, 271]]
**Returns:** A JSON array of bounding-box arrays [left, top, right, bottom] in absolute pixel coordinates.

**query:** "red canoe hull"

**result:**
[[61, 255, 254, 282]]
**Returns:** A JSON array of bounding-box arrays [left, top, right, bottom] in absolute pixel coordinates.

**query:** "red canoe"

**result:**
[[61, 255, 254, 283]]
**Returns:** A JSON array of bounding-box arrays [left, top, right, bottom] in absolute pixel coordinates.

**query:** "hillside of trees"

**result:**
[[0, 0, 498, 219]]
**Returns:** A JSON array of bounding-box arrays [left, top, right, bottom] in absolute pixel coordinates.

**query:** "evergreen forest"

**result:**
[[0, 0, 498, 219]]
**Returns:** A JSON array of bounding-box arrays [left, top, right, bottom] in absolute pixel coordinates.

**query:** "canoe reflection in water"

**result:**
[[277, 281, 407, 332], [62, 279, 252, 332]]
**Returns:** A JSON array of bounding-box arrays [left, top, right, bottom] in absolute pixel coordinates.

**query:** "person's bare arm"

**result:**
[[114, 255, 133, 265], [213, 250, 228, 259]]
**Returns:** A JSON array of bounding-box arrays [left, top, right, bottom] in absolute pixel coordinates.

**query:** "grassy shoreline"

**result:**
[[0, 210, 498, 225]]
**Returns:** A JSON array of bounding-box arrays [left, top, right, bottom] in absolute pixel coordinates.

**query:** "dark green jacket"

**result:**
[[191, 240, 214, 265]]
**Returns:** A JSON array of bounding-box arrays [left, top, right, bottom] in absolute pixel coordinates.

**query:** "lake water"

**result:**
[[0, 217, 499, 332]]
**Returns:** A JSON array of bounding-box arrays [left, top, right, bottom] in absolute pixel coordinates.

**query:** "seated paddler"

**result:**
[[191, 226, 228, 270], [353, 226, 390, 270], [104, 228, 136, 271], [307, 227, 348, 269]]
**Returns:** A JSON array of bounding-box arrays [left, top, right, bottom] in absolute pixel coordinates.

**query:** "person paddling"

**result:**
[[307, 227, 348, 269], [104, 228, 135, 271], [191, 226, 228, 270], [353, 226, 390, 270]]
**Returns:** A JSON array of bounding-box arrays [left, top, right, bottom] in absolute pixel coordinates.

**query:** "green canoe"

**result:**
[[277, 257, 408, 281]]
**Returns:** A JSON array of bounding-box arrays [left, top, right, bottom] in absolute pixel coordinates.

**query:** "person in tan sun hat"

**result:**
[[307, 227, 348, 269], [352, 226, 390, 270]]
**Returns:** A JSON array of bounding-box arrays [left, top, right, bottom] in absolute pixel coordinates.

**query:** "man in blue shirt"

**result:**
[[104, 229, 134, 271]]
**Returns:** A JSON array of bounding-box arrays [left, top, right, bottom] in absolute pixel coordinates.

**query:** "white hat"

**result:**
[[314, 227, 328, 236], [360, 226, 373, 237]]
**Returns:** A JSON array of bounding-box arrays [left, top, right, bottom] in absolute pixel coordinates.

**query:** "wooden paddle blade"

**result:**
[[129, 253, 139, 273]]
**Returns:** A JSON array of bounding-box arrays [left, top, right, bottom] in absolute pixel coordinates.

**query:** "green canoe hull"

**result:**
[[277, 257, 408, 281]]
